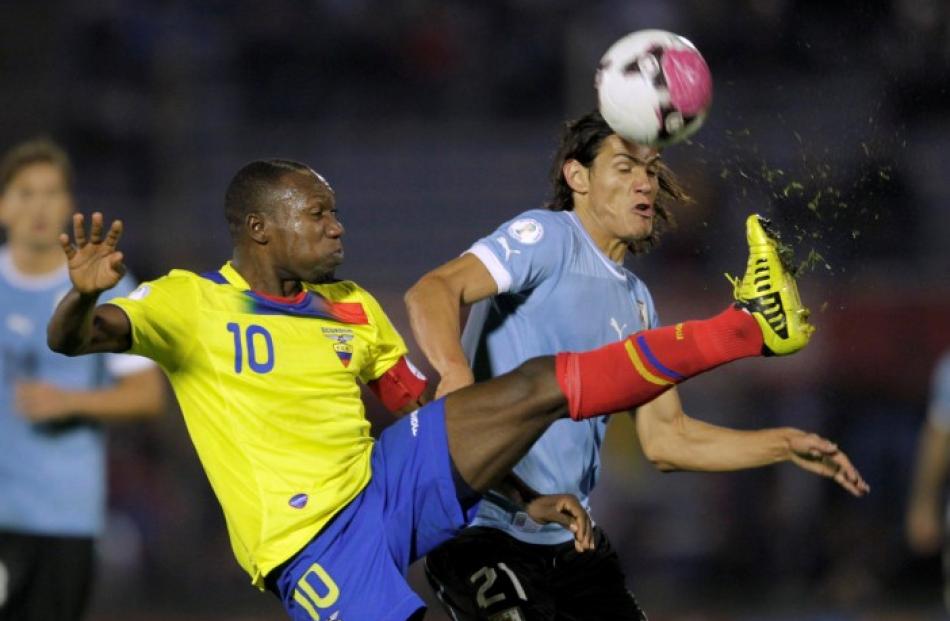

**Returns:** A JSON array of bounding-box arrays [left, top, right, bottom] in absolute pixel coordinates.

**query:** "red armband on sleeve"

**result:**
[[368, 356, 428, 412]]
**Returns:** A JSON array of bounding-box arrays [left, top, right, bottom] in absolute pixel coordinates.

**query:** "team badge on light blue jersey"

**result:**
[[506, 218, 544, 244]]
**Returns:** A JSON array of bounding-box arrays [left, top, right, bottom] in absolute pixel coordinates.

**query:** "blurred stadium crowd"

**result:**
[[1, 0, 949, 619]]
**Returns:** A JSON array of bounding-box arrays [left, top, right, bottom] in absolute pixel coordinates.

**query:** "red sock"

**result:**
[[555, 306, 763, 420]]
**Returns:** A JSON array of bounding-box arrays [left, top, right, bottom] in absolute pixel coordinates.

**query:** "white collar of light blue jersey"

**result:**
[[565, 211, 627, 281], [0, 246, 70, 291]]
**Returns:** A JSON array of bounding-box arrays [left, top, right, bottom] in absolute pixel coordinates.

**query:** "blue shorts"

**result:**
[[268, 399, 480, 621]]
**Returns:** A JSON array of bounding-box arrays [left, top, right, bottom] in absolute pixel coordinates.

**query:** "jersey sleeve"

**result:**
[[358, 292, 428, 411], [356, 289, 411, 383], [366, 357, 428, 412], [100, 273, 157, 377], [107, 271, 198, 371], [928, 352, 950, 430], [465, 210, 567, 294]]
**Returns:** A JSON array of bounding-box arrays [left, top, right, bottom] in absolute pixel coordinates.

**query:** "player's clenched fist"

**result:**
[[59, 212, 126, 294]]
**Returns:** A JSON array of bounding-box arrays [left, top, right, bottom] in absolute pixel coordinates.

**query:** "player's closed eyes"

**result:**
[[614, 163, 658, 178]]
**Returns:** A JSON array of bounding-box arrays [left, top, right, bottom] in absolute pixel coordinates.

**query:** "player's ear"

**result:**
[[245, 212, 268, 244], [563, 159, 590, 194]]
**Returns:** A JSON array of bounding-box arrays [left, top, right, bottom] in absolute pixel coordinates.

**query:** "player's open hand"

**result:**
[[59, 212, 126, 294], [524, 494, 595, 553], [788, 432, 870, 497]]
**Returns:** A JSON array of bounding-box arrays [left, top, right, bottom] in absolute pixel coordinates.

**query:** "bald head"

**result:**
[[224, 159, 330, 239]]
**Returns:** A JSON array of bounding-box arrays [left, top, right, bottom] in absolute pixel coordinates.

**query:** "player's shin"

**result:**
[[555, 305, 762, 420]]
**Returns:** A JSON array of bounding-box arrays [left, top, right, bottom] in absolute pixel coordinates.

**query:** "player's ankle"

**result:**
[[688, 306, 764, 363]]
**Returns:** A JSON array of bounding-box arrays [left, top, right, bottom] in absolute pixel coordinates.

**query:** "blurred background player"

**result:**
[[0, 138, 165, 621], [907, 349, 950, 610], [406, 111, 868, 620], [46, 159, 864, 620]]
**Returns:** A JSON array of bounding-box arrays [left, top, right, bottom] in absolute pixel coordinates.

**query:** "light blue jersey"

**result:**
[[928, 351, 950, 430], [0, 247, 152, 536], [462, 209, 659, 545]]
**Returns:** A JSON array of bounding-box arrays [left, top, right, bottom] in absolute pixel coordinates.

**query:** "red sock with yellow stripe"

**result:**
[[555, 306, 763, 420]]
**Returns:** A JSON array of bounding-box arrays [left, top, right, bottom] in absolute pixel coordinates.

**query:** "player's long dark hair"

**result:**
[[545, 110, 689, 255]]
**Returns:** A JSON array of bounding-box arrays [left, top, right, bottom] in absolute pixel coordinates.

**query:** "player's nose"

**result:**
[[632, 171, 653, 193], [327, 215, 344, 237]]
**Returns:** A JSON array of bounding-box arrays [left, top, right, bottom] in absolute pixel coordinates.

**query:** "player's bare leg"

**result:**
[[443, 214, 815, 493], [443, 357, 566, 491]]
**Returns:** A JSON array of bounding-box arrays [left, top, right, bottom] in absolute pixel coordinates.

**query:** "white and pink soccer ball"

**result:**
[[596, 29, 713, 147]]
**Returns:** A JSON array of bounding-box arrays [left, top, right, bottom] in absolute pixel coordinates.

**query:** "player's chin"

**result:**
[[25, 234, 61, 251], [625, 221, 653, 241], [305, 257, 342, 282]]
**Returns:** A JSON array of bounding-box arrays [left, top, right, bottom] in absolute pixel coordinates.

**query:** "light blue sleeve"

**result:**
[[466, 210, 568, 294], [929, 352, 950, 430]]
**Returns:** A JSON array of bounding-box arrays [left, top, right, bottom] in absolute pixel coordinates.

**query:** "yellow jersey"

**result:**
[[110, 262, 411, 588]]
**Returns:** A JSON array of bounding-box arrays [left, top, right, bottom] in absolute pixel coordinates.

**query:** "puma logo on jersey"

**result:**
[[496, 236, 521, 262], [609, 317, 627, 339]]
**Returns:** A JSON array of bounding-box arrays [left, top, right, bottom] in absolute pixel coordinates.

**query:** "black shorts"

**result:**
[[0, 530, 95, 621], [424, 525, 646, 621]]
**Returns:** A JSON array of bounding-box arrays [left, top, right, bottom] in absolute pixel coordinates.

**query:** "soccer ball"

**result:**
[[596, 29, 712, 147]]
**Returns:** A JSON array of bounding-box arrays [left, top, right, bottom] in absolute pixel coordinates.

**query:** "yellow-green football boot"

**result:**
[[727, 214, 815, 356]]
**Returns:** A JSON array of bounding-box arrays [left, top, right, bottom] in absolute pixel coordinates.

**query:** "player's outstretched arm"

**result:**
[[48, 212, 133, 355], [405, 253, 499, 398], [634, 389, 870, 497], [16, 367, 165, 423]]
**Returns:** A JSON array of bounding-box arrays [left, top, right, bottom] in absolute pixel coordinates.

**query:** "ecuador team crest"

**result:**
[[321, 327, 355, 367]]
